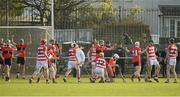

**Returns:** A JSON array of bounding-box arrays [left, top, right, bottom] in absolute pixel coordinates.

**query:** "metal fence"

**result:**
[[1, 1, 180, 75]]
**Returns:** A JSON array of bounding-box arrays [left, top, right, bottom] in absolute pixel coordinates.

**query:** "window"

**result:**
[[177, 21, 180, 37], [170, 20, 175, 37]]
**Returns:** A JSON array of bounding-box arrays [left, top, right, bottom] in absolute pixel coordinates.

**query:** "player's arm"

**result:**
[[0, 50, 4, 60], [10, 44, 17, 51], [79, 50, 85, 65], [125, 47, 130, 53], [81, 50, 86, 63], [176, 49, 178, 57], [87, 48, 91, 62], [106, 43, 116, 50], [75, 49, 80, 65], [11, 35, 17, 45], [164, 48, 168, 64], [141, 49, 146, 54], [27, 32, 32, 45]]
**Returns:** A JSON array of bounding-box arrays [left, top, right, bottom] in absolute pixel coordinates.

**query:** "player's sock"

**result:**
[[165, 79, 169, 83], [2, 72, 5, 79], [16, 72, 20, 79], [154, 77, 159, 83], [29, 78, 33, 84], [174, 79, 178, 83], [138, 77, 141, 82], [5, 76, 10, 81], [63, 76, 67, 82], [52, 78, 57, 83], [131, 75, 135, 82], [89, 77, 95, 83], [46, 79, 49, 84], [36, 77, 40, 83], [77, 76, 80, 82], [22, 76, 25, 79]]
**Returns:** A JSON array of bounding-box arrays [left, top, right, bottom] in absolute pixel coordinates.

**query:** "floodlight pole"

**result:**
[[51, 0, 54, 39]]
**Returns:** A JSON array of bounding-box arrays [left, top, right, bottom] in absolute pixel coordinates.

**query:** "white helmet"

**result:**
[[71, 42, 78, 48], [113, 53, 120, 60], [135, 41, 140, 47]]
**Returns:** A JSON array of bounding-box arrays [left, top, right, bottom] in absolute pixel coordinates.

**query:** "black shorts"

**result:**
[[17, 57, 25, 65], [0, 60, 4, 65], [116, 59, 125, 65], [51, 59, 56, 63], [133, 62, 140, 67], [4, 58, 12, 66]]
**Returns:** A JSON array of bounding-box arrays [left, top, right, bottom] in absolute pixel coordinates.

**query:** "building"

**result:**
[[116, 0, 180, 44]]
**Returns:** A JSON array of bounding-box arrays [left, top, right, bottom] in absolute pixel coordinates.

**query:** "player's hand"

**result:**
[[125, 47, 128, 51], [1, 57, 4, 61], [164, 58, 167, 64], [77, 61, 80, 65]]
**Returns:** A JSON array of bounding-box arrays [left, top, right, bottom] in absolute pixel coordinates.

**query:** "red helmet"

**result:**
[[40, 39, 46, 45]]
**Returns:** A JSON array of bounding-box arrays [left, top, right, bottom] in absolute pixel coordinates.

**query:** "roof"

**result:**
[[159, 5, 180, 16]]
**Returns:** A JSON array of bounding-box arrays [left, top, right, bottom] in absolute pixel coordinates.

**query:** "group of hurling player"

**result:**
[[0, 35, 178, 84]]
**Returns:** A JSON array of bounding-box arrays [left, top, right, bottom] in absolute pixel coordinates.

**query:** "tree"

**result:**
[[54, 0, 118, 29], [122, 5, 143, 24], [97, 0, 118, 24], [0, 0, 24, 25], [21, 0, 51, 25]]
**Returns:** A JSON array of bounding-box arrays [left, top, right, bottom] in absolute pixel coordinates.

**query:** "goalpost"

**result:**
[[0, 26, 54, 73], [0, 0, 55, 73]]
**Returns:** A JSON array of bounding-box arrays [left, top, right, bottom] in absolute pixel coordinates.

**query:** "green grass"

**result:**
[[0, 77, 180, 96]]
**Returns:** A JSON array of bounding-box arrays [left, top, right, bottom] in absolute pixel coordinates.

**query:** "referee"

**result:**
[[115, 43, 126, 76]]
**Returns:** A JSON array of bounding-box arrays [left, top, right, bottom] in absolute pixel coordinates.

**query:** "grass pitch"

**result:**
[[0, 77, 180, 96]]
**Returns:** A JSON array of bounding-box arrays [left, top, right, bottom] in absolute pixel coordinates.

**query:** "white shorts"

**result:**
[[168, 58, 176, 65], [148, 58, 159, 66], [36, 61, 48, 72], [95, 67, 105, 77], [67, 61, 77, 70], [91, 62, 96, 66]]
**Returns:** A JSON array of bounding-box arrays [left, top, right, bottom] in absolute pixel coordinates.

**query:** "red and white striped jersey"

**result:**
[[37, 45, 47, 61], [94, 58, 106, 68], [167, 44, 178, 59], [145, 45, 157, 59], [90, 47, 96, 61], [68, 48, 77, 61]]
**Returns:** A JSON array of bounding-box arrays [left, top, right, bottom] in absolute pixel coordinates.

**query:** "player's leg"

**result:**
[[53, 63, 58, 78], [20, 57, 26, 79], [29, 61, 42, 83], [36, 68, 44, 83], [4, 65, 8, 81], [91, 62, 96, 77], [49, 63, 57, 83], [171, 64, 177, 83], [104, 68, 110, 81], [16, 57, 21, 79], [115, 65, 126, 82], [153, 60, 160, 82], [42, 62, 49, 84], [20, 64, 25, 79], [0, 63, 5, 79], [134, 65, 141, 82], [131, 63, 136, 82], [106, 65, 114, 82], [75, 64, 81, 82], [4, 65, 9, 81], [0, 64, 1, 77], [165, 64, 171, 83], [98, 68, 105, 83], [131, 62, 139, 82], [4, 58, 11, 81], [63, 61, 73, 82], [145, 60, 152, 82]]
